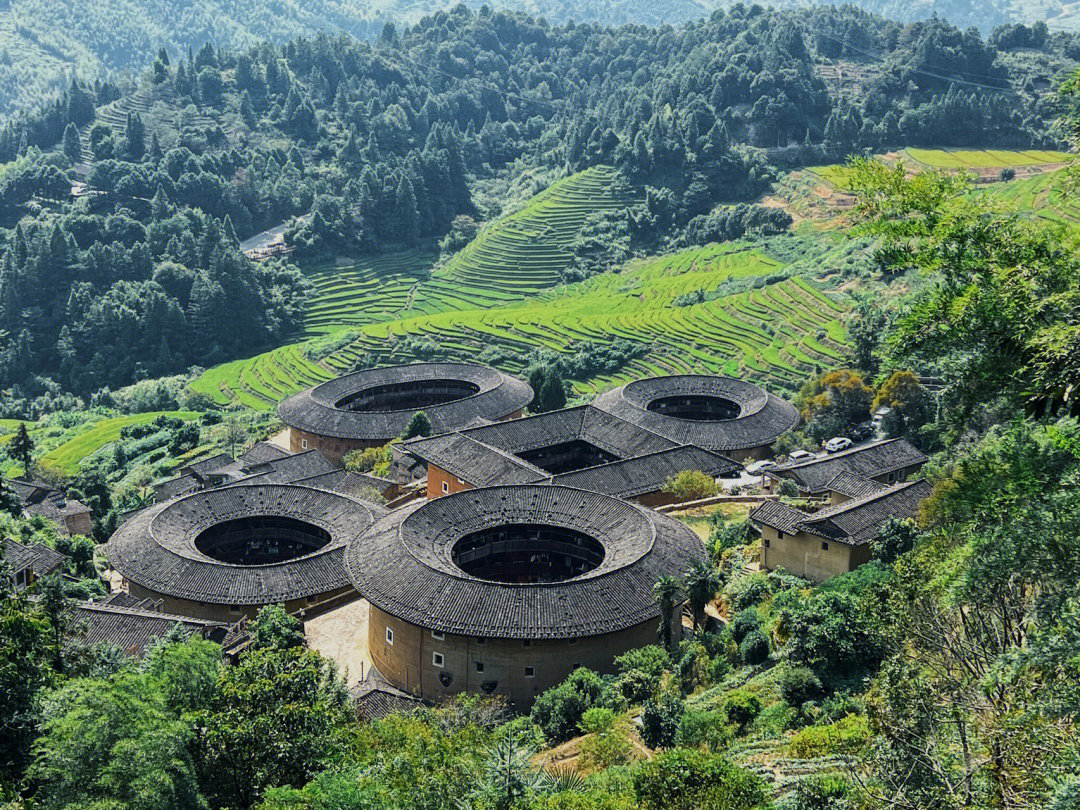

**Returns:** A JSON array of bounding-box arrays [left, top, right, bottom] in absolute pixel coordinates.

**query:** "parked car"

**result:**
[[788, 449, 815, 462], [746, 460, 777, 475], [849, 423, 874, 441], [825, 437, 853, 453]]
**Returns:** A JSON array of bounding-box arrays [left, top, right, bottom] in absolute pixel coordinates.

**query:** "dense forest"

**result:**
[[0, 4, 1073, 411], [0, 0, 1072, 118]]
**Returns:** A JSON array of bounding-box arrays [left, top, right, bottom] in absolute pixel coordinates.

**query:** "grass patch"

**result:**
[[40, 411, 198, 475]]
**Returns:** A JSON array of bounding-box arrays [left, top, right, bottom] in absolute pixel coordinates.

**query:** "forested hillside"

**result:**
[[2, 0, 1080, 119], [0, 5, 1072, 413]]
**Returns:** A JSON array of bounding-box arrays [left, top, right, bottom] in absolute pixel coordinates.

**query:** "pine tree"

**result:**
[[9, 422, 33, 476], [124, 112, 145, 160], [62, 123, 81, 164], [540, 367, 567, 412], [394, 174, 420, 245]]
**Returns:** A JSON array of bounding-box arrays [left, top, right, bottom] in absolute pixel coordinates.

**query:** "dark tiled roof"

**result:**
[[8, 478, 53, 504], [154, 474, 200, 501], [238, 442, 290, 467], [748, 500, 808, 535], [547, 445, 741, 499], [239, 449, 336, 483], [401, 405, 679, 490], [4, 538, 65, 576], [825, 472, 888, 500], [351, 671, 426, 721], [291, 470, 394, 501], [182, 453, 236, 479], [751, 479, 933, 546], [277, 363, 533, 441], [68, 601, 233, 658], [769, 439, 928, 494], [801, 479, 933, 545], [24, 493, 92, 522], [107, 483, 383, 605], [592, 375, 799, 452], [405, 433, 547, 486], [345, 485, 706, 639]]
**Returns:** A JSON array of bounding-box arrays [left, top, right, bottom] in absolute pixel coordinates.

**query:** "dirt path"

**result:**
[[304, 597, 372, 687]]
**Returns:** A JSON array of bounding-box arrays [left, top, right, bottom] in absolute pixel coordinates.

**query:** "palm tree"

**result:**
[[653, 575, 683, 650], [684, 560, 721, 633]]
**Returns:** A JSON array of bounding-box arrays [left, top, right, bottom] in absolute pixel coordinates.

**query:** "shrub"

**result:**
[[730, 608, 761, 644], [675, 709, 732, 751], [721, 689, 762, 729], [343, 445, 388, 473], [739, 629, 770, 665], [632, 749, 768, 810], [782, 774, 855, 810], [579, 712, 632, 770], [780, 666, 824, 712], [777, 478, 800, 498], [709, 516, 756, 555], [401, 410, 432, 439], [782, 591, 886, 687], [578, 707, 616, 735], [613, 645, 670, 681], [530, 668, 607, 744], [724, 572, 774, 612], [788, 714, 871, 757], [614, 668, 656, 705], [640, 691, 684, 749], [662, 470, 718, 501]]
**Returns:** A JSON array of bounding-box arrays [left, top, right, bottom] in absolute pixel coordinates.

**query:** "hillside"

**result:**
[[4, 0, 1080, 118]]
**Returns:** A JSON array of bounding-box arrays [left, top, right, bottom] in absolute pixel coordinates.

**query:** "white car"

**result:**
[[825, 437, 853, 453], [788, 450, 815, 462], [746, 460, 777, 475]]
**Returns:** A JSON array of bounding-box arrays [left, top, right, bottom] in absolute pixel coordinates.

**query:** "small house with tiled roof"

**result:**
[[68, 599, 239, 658], [4, 537, 65, 591], [750, 479, 933, 581], [9, 478, 93, 536], [764, 438, 928, 497]]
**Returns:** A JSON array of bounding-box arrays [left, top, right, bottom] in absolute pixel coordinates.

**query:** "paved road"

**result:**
[[239, 222, 289, 253]]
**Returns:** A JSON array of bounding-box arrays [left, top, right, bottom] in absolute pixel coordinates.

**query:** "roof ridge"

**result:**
[[804, 478, 927, 521], [76, 600, 227, 626]]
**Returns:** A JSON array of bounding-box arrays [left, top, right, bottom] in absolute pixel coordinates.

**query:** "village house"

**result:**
[[764, 438, 928, 498], [8, 478, 93, 536], [750, 478, 933, 582]]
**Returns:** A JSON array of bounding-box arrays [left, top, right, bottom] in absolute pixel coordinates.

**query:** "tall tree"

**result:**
[[653, 575, 683, 650], [8, 422, 33, 476], [62, 122, 81, 164], [683, 560, 720, 632]]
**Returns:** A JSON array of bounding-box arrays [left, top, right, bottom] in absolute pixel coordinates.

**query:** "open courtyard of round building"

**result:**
[[593, 374, 800, 461], [344, 484, 707, 706], [106, 482, 383, 622], [276, 362, 534, 464]]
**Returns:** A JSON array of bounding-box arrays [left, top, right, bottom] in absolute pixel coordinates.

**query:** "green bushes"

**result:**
[[787, 714, 871, 757], [662, 470, 718, 501], [530, 668, 612, 744], [720, 689, 762, 730], [640, 692, 685, 749], [631, 750, 768, 810], [738, 629, 771, 665], [779, 666, 823, 713]]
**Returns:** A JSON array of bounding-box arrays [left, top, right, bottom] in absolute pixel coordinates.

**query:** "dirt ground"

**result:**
[[304, 597, 372, 687]]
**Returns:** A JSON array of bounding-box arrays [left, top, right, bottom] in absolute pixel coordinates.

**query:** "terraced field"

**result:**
[[984, 169, 1080, 225], [420, 165, 639, 308], [187, 343, 336, 410], [322, 242, 850, 397], [301, 248, 436, 335], [902, 147, 1072, 169], [190, 239, 852, 410]]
